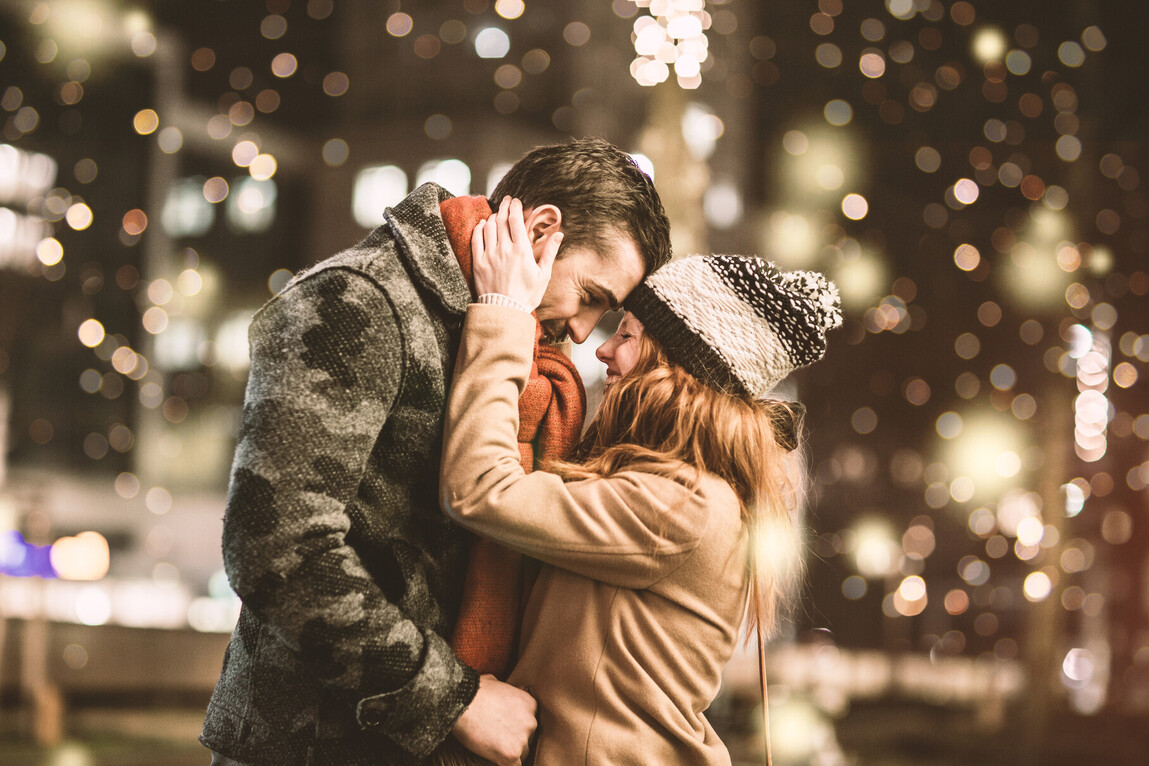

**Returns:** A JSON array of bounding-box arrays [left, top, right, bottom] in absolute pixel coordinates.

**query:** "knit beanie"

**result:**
[[623, 255, 842, 398]]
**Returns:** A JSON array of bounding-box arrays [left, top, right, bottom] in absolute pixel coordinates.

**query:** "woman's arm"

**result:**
[[440, 303, 710, 589]]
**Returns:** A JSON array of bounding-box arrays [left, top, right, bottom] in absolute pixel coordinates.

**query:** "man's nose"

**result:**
[[567, 311, 602, 344]]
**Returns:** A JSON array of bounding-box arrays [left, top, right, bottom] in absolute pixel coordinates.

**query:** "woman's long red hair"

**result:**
[[547, 333, 806, 638]]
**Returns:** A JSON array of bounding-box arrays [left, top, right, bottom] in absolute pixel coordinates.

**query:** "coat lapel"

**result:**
[[384, 182, 472, 318]]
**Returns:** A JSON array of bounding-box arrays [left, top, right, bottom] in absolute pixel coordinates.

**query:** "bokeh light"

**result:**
[[475, 27, 511, 59]]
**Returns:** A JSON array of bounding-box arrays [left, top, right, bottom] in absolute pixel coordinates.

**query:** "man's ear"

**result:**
[[524, 204, 562, 262]]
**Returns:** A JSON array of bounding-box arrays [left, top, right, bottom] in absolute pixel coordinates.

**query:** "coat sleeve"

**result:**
[[222, 267, 477, 757], [440, 305, 710, 590]]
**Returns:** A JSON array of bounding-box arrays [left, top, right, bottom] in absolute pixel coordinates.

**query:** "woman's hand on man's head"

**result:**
[[472, 196, 562, 312]]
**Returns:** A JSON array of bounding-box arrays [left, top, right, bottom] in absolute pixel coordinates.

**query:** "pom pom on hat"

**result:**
[[777, 269, 844, 334], [624, 255, 841, 398]]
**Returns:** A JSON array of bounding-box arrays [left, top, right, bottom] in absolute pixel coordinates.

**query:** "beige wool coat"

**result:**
[[440, 305, 751, 765]]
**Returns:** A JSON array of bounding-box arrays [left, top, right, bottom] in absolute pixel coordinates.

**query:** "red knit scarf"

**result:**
[[440, 195, 587, 678]]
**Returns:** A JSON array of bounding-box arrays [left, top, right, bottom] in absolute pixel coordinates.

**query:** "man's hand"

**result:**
[[452, 674, 537, 766], [472, 196, 561, 312]]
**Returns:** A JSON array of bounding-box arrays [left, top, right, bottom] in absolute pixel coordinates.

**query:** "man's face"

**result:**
[[534, 231, 645, 344]]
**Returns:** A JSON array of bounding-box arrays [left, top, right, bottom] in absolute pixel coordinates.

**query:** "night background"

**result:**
[[1, 0, 1147, 763]]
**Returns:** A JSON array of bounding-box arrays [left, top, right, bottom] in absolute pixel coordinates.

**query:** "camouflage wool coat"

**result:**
[[201, 183, 482, 765]]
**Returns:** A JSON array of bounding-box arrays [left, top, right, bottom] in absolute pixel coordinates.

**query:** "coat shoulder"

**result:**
[[284, 226, 404, 294]]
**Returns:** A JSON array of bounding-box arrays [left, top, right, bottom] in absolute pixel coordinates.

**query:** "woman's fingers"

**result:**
[[484, 197, 530, 266], [472, 196, 554, 310], [471, 211, 487, 258], [507, 198, 527, 246], [495, 195, 512, 251], [483, 213, 498, 262]]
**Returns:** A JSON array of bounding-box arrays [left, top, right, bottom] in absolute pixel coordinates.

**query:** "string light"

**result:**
[[1074, 326, 1111, 463], [629, 0, 712, 89]]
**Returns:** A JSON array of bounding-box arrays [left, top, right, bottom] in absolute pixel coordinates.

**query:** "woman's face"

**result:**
[[595, 312, 645, 387]]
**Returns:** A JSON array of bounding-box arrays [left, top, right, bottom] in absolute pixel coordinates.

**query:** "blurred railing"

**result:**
[[724, 640, 1025, 725], [1, 617, 1027, 747], [0, 618, 229, 745]]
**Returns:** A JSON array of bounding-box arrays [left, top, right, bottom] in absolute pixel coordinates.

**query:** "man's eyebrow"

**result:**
[[591, 283, 621, 310]]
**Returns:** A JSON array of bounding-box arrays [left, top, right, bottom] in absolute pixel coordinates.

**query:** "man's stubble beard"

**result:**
[[540, 319, 568, 344]]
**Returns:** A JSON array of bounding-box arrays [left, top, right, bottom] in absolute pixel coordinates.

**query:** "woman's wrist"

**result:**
[[477, 292, 533, 314]]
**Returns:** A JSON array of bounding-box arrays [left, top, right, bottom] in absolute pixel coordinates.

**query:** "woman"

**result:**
[[440, 202, 841, 764]]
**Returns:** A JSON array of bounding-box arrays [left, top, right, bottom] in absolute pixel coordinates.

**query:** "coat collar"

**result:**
[[384, 182, 472, 318]]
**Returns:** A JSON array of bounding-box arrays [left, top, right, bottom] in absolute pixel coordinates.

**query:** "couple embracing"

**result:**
[[202, 138, 841, 765]]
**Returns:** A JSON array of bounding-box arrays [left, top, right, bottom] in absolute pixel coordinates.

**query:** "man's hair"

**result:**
[[491, 137, 672, 275]]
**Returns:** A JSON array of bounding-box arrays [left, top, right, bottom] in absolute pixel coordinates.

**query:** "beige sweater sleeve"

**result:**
[[441, 304, 709, 589]]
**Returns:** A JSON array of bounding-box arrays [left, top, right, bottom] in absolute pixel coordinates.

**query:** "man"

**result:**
[[200, 138, 671, 766]]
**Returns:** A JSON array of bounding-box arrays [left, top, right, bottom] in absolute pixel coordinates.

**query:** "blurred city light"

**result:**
[[474, 27, 511, 59], [834, 251, 887, 311], [681, 102, 724, 160], [630, 0, 711, 89], [769, 697, 835, 762], [851, 518, 899, 578], [353, 164, 408, 228], [415, 158, 472, 198], [762, 211, 820, 268], [972, 26, 1008, 62], [942, 411, 1027, 497], [780, 127, 860, 204], [227, 178, 278, 233], [49, 531, 110, 580]]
